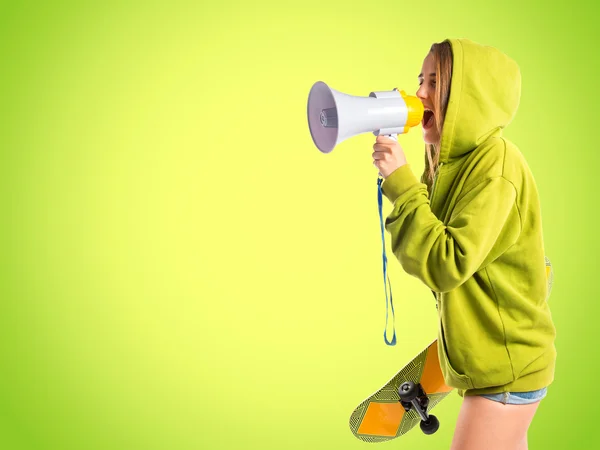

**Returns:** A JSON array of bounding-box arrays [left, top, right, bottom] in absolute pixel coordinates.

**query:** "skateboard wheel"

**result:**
[[420, 414, 440, 435], [398, 381, 418, 402]]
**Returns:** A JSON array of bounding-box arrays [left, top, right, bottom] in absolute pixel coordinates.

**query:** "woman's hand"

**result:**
[[372, 135, 408, 178]]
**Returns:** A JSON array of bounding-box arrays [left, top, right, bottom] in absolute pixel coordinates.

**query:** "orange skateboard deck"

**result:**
[[349, 256, 554, 442], [349, 339, 451, 442]]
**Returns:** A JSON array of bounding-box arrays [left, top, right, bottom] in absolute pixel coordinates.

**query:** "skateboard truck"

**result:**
[[398, 381, 440, 435]]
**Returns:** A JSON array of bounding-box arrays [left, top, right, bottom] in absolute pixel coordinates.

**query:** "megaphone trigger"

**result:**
[[384, 133, 398, 142]]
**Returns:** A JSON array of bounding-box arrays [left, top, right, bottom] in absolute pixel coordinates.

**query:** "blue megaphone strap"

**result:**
[[377, 176, 396, 346]]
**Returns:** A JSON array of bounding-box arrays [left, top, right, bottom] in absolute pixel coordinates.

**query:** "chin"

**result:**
[[422, 132, 439, 146]]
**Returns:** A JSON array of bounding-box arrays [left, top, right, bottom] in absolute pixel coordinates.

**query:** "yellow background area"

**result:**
[[0, 1, 597, 449]]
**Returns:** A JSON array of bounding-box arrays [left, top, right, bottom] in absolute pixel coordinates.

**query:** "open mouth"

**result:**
[[422, 109, 435, 130]]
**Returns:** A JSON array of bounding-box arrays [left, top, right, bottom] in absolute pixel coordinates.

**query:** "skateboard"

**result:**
[[348, 256, 554, 443]]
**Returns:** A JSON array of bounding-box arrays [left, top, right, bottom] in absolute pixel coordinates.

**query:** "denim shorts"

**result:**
[[479, 387, 548, 405]]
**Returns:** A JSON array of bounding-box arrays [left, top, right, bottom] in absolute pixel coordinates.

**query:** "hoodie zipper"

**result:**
[[431, 162, 443, 311], [430, 162, 444, 204]]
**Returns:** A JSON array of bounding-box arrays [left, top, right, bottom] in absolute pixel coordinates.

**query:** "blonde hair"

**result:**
[[421, 41, 453, 194]]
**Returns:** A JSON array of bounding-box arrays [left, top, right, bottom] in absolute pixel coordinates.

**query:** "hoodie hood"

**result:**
[[439, 38, 522, 163]]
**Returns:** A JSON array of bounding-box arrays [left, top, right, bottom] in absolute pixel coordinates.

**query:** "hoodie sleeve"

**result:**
[[380, 164, 521, 293]]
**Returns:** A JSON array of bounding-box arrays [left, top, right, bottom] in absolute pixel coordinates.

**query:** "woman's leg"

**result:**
[[449, 395, 541, 450]]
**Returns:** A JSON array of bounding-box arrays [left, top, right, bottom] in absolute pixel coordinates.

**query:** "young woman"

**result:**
[[372, 38, 557, 449]]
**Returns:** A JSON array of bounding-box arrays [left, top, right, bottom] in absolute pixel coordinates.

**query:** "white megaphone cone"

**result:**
[[307, 81, 424, 153]]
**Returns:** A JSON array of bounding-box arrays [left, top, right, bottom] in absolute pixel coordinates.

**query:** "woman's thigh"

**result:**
[[450, 395, 541, 450]]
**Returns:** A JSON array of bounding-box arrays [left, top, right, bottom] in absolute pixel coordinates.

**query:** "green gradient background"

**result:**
[[0, 1, 598, 449]]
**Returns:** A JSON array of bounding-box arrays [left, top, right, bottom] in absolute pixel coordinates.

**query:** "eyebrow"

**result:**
[[418, 72, 436, 79]]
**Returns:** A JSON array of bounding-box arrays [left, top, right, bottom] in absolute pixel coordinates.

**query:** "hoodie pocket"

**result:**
[[438, 322, 474, 391]]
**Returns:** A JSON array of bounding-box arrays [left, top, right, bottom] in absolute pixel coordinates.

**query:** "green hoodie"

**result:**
[[380, 38, 557, 396]]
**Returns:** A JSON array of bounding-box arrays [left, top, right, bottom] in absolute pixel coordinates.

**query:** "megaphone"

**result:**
[[307, 81, 424, 153]]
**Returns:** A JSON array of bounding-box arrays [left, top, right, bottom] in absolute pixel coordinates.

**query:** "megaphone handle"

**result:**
[[376, 133, 397, 177]]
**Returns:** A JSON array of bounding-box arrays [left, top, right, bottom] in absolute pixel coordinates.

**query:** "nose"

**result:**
[[416, 84, 427, 100]]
